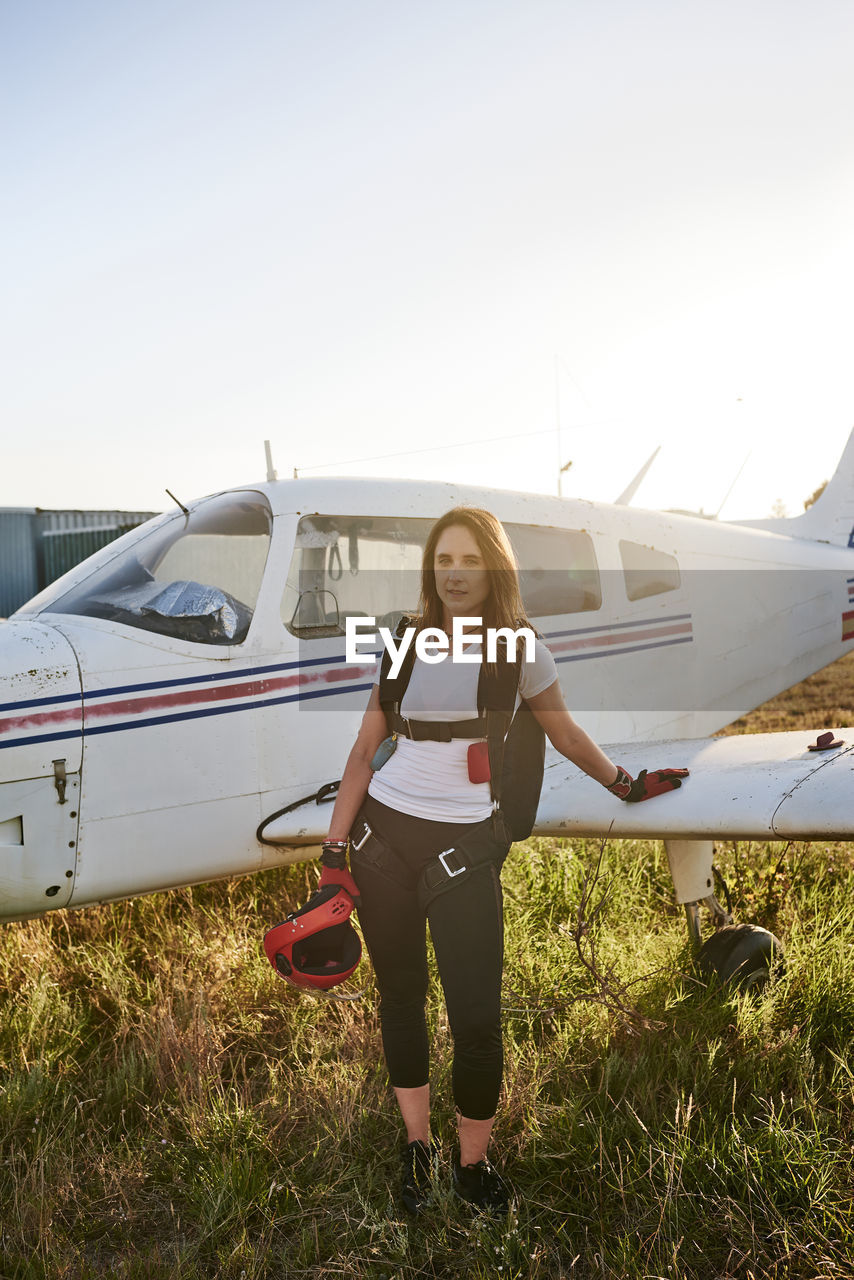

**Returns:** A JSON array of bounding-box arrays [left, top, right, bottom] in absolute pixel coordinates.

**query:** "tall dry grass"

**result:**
[[2, 656, 854, 1278]]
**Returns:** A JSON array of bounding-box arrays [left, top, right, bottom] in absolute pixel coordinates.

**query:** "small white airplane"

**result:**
[[3, 430, 854, 983]]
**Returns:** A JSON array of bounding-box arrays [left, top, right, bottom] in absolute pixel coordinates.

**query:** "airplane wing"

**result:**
[[536, 728, 854, 841], [261, 727, 854, 845]]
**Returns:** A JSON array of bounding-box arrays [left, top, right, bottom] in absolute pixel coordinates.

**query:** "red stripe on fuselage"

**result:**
[[549, 621, 692, 656], [0, 663, 376, 738], [83, 664, 377, 722], [0, 704, 81, 738]]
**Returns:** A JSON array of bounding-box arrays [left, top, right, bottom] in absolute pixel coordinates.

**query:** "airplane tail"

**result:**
[[732, 426, 854, 548]]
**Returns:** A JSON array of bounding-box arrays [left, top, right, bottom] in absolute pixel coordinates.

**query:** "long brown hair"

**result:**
[[419, 507, 530, 637]]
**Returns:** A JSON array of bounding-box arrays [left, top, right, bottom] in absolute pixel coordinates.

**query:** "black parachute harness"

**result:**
[[257, 617, 547, 963], [349, 808, 506, 915], [353, 616, 546, 913]]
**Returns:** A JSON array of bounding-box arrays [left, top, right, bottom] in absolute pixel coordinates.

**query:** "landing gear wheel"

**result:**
[[698, 923, 784, 993]]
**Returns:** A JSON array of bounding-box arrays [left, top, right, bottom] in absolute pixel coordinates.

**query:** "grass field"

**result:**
[[2, 656, 854, 1279]]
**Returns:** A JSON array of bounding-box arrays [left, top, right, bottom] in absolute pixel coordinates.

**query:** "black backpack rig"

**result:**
[[378, 616, 545, 846]]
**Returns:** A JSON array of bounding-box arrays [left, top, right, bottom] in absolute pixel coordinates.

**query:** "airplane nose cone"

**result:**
[[0, 620, 83, 920], [0, 620, 83, 777]]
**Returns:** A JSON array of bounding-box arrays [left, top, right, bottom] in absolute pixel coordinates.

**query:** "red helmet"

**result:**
[[263, 884, 362, 994]]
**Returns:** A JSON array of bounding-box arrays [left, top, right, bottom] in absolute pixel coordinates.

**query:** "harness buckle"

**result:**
[[438, 847, 466, 878], [351, 821, 372, 852]]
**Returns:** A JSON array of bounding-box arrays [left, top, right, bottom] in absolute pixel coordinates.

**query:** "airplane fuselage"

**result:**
[[2, 474, 853, 921]]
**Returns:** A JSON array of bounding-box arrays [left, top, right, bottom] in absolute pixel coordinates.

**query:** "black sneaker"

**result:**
[[400, 1139, 434, 1214], [452, 1152, 511, 1213]]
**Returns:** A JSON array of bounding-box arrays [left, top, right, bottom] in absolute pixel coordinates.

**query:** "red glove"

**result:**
[[319, 864, 361, 904], [320, 840, 361, 906], [607, 766, 689, 803]]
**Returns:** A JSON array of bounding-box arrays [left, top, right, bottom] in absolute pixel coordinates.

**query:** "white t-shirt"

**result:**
[[368, 637, 558, 822]]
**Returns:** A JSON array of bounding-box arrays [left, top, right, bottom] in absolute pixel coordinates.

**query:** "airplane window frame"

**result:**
[[618, 539, 681, 602], [283, 515, 602, 638]]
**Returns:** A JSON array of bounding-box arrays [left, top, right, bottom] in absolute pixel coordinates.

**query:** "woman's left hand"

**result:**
[[607, 766, 689, 802]]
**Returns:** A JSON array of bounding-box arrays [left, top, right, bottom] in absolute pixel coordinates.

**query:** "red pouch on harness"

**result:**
[[467, 741, 491, 783]]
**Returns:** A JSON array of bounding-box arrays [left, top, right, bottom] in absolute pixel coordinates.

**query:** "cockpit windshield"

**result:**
[[22, 493, 272, 646]]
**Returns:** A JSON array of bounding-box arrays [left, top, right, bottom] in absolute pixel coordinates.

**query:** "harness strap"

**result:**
[[417, 820, 509, 912], [419, 844, 473, 897], [349, 811, 509, 914], [349, 815, 412, 888], [386, 709, 488, 742], [485, 707, 512, 808]]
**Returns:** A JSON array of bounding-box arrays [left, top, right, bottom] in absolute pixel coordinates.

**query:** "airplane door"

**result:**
[[254, 512, 428, 843]]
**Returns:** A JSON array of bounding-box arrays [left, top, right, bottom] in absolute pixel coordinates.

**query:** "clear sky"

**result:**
[[4, 0, 854, 520]]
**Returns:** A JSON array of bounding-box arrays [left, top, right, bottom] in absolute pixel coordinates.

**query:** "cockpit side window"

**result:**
[[619, 539, 681, 601], [283, 516, 431, 637], [283, 515, 601, 637], [28, 494, 272, 645]]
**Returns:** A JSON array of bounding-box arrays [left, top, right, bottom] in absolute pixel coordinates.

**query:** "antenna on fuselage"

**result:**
[[614, 446, 661, 505], [714, 452, 751, 518], [264, 440, 278, 482], [165, 489, 190, 516]]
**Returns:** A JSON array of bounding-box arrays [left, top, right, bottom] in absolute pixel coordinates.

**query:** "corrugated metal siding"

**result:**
[[36, 510, 158, 596], [40, 524, 142, 584], [0, 508, 158, 616], [36, 509, 157, 532], [0, 510, 38, 617]]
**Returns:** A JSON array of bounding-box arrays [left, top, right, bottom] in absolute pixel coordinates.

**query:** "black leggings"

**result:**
[[349, 795, 504, 1122]]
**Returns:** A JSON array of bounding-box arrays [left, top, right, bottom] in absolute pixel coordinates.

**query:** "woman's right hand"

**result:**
[[319, 859, 361, 906]]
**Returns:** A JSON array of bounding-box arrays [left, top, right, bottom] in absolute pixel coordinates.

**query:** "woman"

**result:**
[[319, 507, 686, 1214]]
